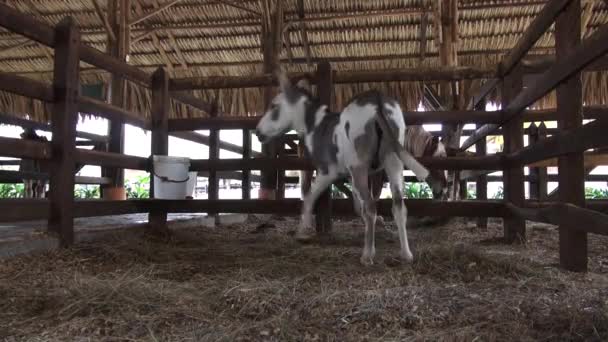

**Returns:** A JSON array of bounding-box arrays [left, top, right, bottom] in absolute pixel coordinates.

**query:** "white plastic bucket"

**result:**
[[152, 155, 191, 199], [185, 171, 198, 198]]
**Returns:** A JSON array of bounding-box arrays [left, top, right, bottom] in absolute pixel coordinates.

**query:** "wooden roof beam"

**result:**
[[133, 0, 174, 73], [297, 0, 312, 66], [152, 0, 187, 70], [91, 0, 117, 42], [22, 0, 54, 64], [210, 0, 261, 16], [129, 0, 182, 26]]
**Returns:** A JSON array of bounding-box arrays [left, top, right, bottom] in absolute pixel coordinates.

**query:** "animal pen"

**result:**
[[0, 0, 607, 276]]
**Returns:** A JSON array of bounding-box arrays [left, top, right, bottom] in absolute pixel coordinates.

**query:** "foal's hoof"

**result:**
[[294, 230, 315, 243], [399, 251, 414, 263], [360, 255, 375, 266]]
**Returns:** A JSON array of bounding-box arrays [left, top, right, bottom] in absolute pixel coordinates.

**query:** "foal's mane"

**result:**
[[404, 125, 435, 157]]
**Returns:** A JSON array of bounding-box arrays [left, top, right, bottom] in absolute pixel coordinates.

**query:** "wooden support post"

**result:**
[[148, 67, 170, 234], [556, 0, 587, 272], [102, 0, 128, 200], [242, 129, 251, 199], [315, 60, 333, 234], [528, 122, 548, 200], [475, 132, 488, 228], [48, 18, 80, 246], [259, 1, 283, 200], [208, 116, 219, 208], [502, 69, 526, 243]]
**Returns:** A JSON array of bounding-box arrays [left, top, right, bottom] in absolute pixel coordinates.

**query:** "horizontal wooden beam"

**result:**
[[0, 71, 54, 102], [498, 0, 572, 77], [77, 96, 151, 129], [507, 118, 608, 167], [170, 92, 215, 114], [0, 170, 111, 185], [508, 202, 608, 236], [169, 66, 494, 91], [75, 149, 149, 170], [0, 136, 51, 160], [0, 113, 108, 143], [170, 131, 262, 157]]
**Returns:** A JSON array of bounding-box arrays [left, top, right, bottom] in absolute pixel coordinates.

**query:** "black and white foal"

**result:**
[[255, 70, 430, 265]]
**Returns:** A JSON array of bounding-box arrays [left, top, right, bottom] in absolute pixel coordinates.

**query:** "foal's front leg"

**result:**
[[297, 171, 337, 241]]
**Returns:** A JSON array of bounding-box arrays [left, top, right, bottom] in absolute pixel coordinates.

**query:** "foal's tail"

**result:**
[[374, 96, 429, 182]]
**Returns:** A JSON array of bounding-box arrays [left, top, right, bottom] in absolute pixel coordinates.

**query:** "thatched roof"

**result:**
[[1, 0, 607, 123]]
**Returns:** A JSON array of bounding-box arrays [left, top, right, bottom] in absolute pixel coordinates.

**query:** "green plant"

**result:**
[[74, 185, 100, 199], [0, 183, 24, 198], [403, 182, 432, 199], [125, 174, 150, 199], [585, 187, 608, 199], [492, 186, 504, 199]]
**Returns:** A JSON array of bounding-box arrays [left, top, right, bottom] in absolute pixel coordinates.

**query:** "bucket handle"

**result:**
[[153, 171, 190, 183]]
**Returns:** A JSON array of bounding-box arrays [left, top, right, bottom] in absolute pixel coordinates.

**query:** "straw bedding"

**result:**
[[1, 215, 607, 341]]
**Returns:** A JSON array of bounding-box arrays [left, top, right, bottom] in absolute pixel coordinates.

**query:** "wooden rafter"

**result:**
[[151, 0, 187, 70], [129, 0, 182, 26], [210, 0, 260, 16], [581, 0, 596, 37], [91, 0, 117, 42], [22, 0, 53, 63], [133, 0, 174, 73], [132, 27, 157, 43]]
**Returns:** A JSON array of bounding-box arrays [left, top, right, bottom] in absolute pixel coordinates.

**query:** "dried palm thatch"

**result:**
[[0, 0, 606, 123]]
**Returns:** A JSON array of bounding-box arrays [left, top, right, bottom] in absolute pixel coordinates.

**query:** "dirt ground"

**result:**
[[1, 215, 607, 342]]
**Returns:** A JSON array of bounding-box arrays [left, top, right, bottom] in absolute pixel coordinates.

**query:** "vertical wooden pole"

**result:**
[[208, 116, 219, 206], [315, 60, 333, 234], [259, 1, 283, 200], [537, 122, 548, 200], [475, 133, 488, 228], [556, 0, 587, 272], [502, 69, 526, 243], [103, 0, 128, 199], [48, 17, 80, 247], [276, 139, 285, 199], [148, 67, 169, 234], [242, 129, 251, 199]]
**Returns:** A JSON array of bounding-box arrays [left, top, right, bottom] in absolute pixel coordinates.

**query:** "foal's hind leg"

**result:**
[[384, 153, 413, 262], [297, 171, 337, 241], [350, 165, 377, 266]]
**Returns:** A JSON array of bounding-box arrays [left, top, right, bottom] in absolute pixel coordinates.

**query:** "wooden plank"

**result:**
[[75, 149, 149, 170], [0, 71, 54, 102], [171, 131, 262, 157], [508, 118, 608, 166], [527, 150, 608, 168], [77, 95, 150, 129], [556, 0, 587, 272], [461, 22, 608, 151], [48, 18, 80, 247], [498, 0, 572, 77], [0, 170, 111, 185], [0, 3, 55, 46], [242, 129, 251, 199], [507, 203, 608, 236], [502, 70, 526, 243], [315, 61, 333, 234], [0, 136, 51, 159], [149, 67, 170, 233], [208, 119, 219, 205], [528, 123, 548, 200]]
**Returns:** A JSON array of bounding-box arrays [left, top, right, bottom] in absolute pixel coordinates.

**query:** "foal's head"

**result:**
[[424, 136, 449, 200], [255, 69, 314, 144]]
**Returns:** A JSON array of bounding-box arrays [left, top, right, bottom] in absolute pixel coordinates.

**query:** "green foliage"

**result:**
[[125, 174, 150, 199], [585, 187, 608, 199], [493, 186, 504, 200], [74, 185, 100, 199], [403, 182, 432, 199], [0, 183, 24, 198]]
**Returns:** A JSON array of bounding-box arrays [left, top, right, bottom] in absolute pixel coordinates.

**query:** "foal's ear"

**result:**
[[296, 77, 311, 91], [274, 67, 291, 93]]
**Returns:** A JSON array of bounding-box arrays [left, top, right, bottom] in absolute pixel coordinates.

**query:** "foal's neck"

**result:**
[[296, 97, 330, 137]]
